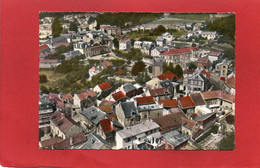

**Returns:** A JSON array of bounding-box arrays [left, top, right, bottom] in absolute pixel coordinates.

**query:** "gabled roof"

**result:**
[[149, 87, 169, 97], [201, 70, 210, 78], [195, 112, 216, 121], [209, 51, 221, 56], [190, 93, 206, 106], [99, 118, 114, 133], [112, 91, 126, 101], [76, 90, 97, 101], [197, 57, 210, 64], [184, 69, 195, 74], [98, 104, 113, 114], [39, 44, 49, 51], [160, 47, 198, 55], [123, 83, 136, 93], [120, 101, 138, 118], [40, 137, 63, 149], [62, 93, 73, 101], [136, 96, 155, 105], [90, 45, 108, 52], [181, 117, 196, 130], [179, 96, 195, 109], [54, 133, 87, 149], [225, 75, 235, 89], [98, 81, 112, 91], [159, 99, 178, 108], [80, 106, 106, 125], [152, 111, 187, 133], [157, 71, 179, 81], [50, 110, 73, 133], [201, 90, 222, 99]]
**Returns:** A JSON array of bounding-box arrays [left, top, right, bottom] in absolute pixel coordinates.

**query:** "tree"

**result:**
[[148, 65, 152, 73], [39, 74, 48, 83], [163, 63, 168, 73], [189, 62, 197, 70], [69, 21, 78, 32], [226, 115, 235, 124], [219, 132, 235, 150], [113, 38, 119, 49], [168, 62, 175, 73], [153, 25, 167, 36], [52, 17, 63, 37], [144, 70, 151, 82], [174, 64, 183, 78], [131, 61, 146, 76]]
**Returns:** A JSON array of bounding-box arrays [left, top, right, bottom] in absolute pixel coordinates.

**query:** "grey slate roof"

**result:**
[[123, 84, 136, 93], [121, 101, 138, 118], [44, 36, 68, 45], [74, 133, 109, 149], [195, 112, 216, 121], [80, 106, 106, 125], [160, 79, 174, 93], [162, 130, 188, 147], [39, 95, 53, 110], [64, 50, 82, 57]]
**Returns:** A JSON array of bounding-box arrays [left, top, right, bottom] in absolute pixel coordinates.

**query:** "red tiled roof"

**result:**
[[179, 96, 195, 109], [98, 105, 113, 114], [160, 47, 198, 55], [112, 91, 126, 101], [99, 118, 114, 133], [182, 117, 196, 130], [221, 93, 235, 103], [50, 111, 73, 133], [40, 137, 63, 149], [99, 99, 115, 106], [190, 113, 199, 120], [77, 90, 97, 101], [209, 51, 221, 56], [184, 69, 195, 74], [157, 71, 179, 81], [62, 93, 73, 101], [201, 90, 223, 99], [159, 99, 178, 108], [90, 45, 108, 52], [54, 133, 87, 149], [39, 44, 49, 51], [98, 81, 112, 91], [149, 87, 169, 97], [136, 96, 155, 105], [201, 69, 211, 78], [225, 76, 235, 88]]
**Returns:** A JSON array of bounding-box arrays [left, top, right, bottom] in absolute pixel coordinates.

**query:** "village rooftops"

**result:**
[[201, 90, 235, 102], [80, 106, 106, 125], [101, 60, 113, 68], [74, 133, 110, 150], [149, 87, 169, 97], [53, 133, 87, 149], [90, 45, 109, 52], [184, 69, 195, 74], [117, 120, 160, 139], [120, 101, 138, 118], [76, 89, 97, 101], [99, 118, 114, 133], [39, 44, 49, 51], [50, 110, 73, 133], [112, 91, 126, 101], [152, 111, 187, 133], [61, 93, 73, 101], [225, 75, 235, 89], [98, 104, 113, 114], [137, 103, 163, 112], [159, 99, 178, 108], [195, 112, 216, 121], [123, 83, 136, 93], [98, 81, 112, 91], [181, 117, 196, 130], [162, 130, 189, 147], [201, 69, 211, 78], [190, 92, 206, 106], [209, 51, 221, 56], [178, 96, 195, 109], [157, 71, 179, 81], [136, 96, 155, 105], [160, 47, 198, 55]]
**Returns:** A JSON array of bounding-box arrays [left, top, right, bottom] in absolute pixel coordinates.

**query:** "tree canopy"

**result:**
[[69, 21, 78, 32], [153, 25, 167, 36], [189, 62, 197, 70], [174, 64, 183, 78], [131, 61, 146, 76], [52, 17, 63, 37], [219, 132, 235, 150]]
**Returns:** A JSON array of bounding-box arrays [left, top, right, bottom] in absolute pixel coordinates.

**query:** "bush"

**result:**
[[219, 132, 235, 150], [131, 61, 146, 76], [226, 114, 235, 124], [39, 74, 48, 83]]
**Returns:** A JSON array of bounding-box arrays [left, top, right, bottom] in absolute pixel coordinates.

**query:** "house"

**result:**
[[157, 71, 179, 82], [201, 69, 211, 78], [64, 50, 82, 60], [152, 111, 187, 133], [122, 83, 138, 98], [133, 83, 144, 95], [146, 78, 161, 90], [160, 79, 177, 97], [61, 93, 74, 104], [119, 37, 131, 51], [214, 60, 229, 78], [39, 95, 55, 128], [39, 44, 53, 59], [109, 91, 127, 103], [115, 101, 140, 127], [73, 90, 97, 109], [93, 81, 112, 95], [159, 47, 199, 65], [44, 36, 70, 49], [149, 87, 171, 101], [158, 99, 179, 109], [73, 41, 88, 54], [224, 73, 235, 94], [115, 120, 162, 150], [96, 118, 115, 142], [183, 69, 195, 78], [39, 59, 60, 68], [71, 133, 111, 149], [181, 117, 201, 140], [183, 72, 210, 94], [135, 96, 164, 120], [161, 130, 189, 150], [194, 112, 217, 131], [190, 92, 206, 106], [197, 57, 211, 69], [178, 96, 195, 114], [50, 133, 87, 149], [72, 106, 106, 132], [200, 31, 217, 40], [98, 104, 117, 121], [208, 51, 222, 63], [50, 110, 83, 139], [85, 45, 110, 57], [88, 66, 101, 80], [152, 59, 163, 78], [100, 25, 121, 36], [39, 137, 63, 149], [161, 32, 174, 44], [134, 41, 143, 49], [141, 41, 155, 55], [151, 46, 169, 57]]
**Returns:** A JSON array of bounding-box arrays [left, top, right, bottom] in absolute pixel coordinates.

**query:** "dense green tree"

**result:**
[[69, 21, 78, 32], [168, 62, 175, 73], [113, 38, 119, 49], [174, 64, 183, 78], [226, 115, 235, 124], [144, 70, 151, 82], [56, 59, 80, 73], [56, 44, 73, 54], [131, 61, 146, 76], [148, 65, 152, 73], [52, 17, 63, 37], [163, 63, 168, 73], [39, 74, 48, 83], [153, 25, 167, 36], [219, 132, 235, 150], [189, 62, 197, 70]]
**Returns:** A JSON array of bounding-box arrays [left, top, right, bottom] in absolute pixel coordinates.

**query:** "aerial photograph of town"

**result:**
[[38, 12, 235, 150]]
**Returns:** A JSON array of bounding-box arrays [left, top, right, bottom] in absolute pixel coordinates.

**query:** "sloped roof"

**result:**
[[201, 69, 210, 78], [181, 117, 196, 130], [101, 60, 113, 68], [76, 90, 97, 101], [160, 47, 198, 55], [120, 101, 138, 118], [184, 69, 195, 74], [112, 91, 126, 101], [179, 96, 195, 109], [98, 104, 113, 114], [201, 90, 223, 99], [99, 118, 114, 133], [136, 96, 155, 105], [157, 71, 179, 81], [39, 44, 49, 51], [54, 133, 87, 149], [225, 75, 235, 89], [80, 106, 106, 125], [190, 92, 206, 106], [149, 87, 169, 97], [50, 110, 73, 133], [62, 93, 73, 101], [123, 83, 136, 93], [98, 81, 112, 91], [159, 99, 178, 108]]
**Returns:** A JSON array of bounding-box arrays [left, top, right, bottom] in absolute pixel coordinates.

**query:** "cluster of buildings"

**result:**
[[39, 13, 235, 150]]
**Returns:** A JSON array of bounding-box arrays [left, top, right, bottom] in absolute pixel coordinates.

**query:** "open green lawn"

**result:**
[[39, 69, 66, 88]]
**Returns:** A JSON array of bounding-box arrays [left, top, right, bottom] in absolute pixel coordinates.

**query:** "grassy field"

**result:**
[[39, 69, 66, 89]]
